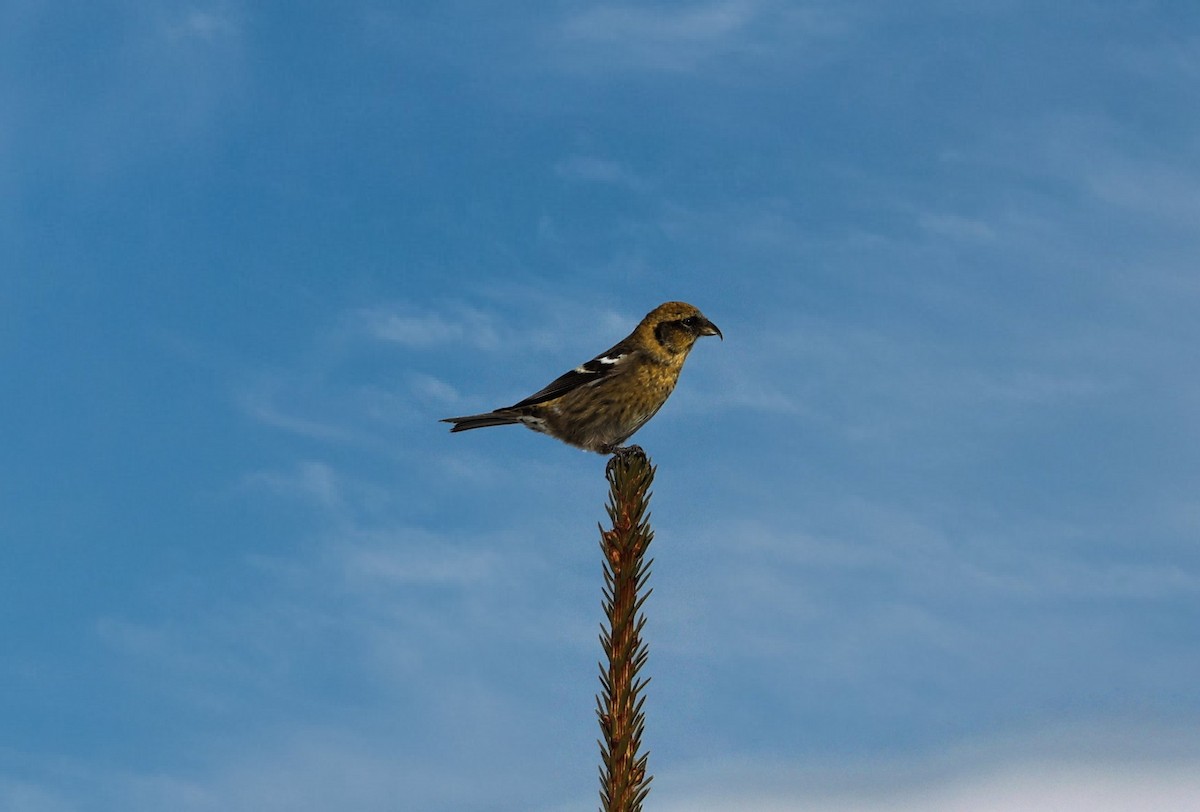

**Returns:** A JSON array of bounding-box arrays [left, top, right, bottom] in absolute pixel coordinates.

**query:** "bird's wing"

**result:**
[[509, 341, 637, 409]]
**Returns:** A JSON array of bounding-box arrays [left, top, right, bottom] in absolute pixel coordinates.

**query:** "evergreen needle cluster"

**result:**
[[597, 448, 656, 812]]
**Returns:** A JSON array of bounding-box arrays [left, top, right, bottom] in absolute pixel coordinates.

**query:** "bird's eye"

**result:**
[[682, 316, 698, 327]]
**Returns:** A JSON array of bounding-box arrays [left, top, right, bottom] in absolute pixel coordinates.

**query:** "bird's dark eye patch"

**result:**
[[656, 317, 698, 347]]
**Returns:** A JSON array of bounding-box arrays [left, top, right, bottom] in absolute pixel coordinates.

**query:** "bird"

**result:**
[[441, 301, 722, 454]]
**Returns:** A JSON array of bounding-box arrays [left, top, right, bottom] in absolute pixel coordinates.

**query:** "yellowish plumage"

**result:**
[[442, 301, 722, 453]]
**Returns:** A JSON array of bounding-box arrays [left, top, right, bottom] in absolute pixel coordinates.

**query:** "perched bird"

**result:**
[[441, 301, 722, 454]]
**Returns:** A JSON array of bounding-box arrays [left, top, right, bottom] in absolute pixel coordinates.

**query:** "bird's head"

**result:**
[[642, 301, 722, 356]]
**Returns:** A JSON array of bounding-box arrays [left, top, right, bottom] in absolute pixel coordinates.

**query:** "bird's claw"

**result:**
[[608, 444, 645, 460]]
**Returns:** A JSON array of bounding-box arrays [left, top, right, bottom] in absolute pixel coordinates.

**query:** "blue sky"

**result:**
[[4, 1, 1200, 809]]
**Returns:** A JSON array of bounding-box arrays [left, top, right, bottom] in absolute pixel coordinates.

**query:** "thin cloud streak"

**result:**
[[558, 0, 760, 72], [164, 8, 240, 44], [554, 155, 650, 192], [655, 761, 1200, 812], [551, 0, 853, 73]]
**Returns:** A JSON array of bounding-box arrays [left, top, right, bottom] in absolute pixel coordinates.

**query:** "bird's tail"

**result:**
[[441, 411, 521, 433]]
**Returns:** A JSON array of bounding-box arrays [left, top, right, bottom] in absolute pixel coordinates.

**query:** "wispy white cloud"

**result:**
[[241, 460, 345, 511], [1119, 33, 1200, 82], [237, 381, 366, 444], [334, 535, 501, 588], [1084, 156, 1200, 227], [653, 753, 1200, 812], [165, 8, 240, 44], [917, 211, 998, 242], [406, 372, 460, 404], [559, 0, 759, 70], [551, 0, 851, 73], [358, 304, 502, 350], [554, 155, 650, 192], [352, 297, 631, 356]]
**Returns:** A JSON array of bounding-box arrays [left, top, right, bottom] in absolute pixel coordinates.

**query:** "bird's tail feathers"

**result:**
[[441, 411, 521, 433]]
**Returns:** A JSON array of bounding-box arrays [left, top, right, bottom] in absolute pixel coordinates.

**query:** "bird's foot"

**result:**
[[607, 444, 645, 460]]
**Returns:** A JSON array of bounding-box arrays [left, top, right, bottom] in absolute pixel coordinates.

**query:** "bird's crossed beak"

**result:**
[[699, 318, 723, 341]]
